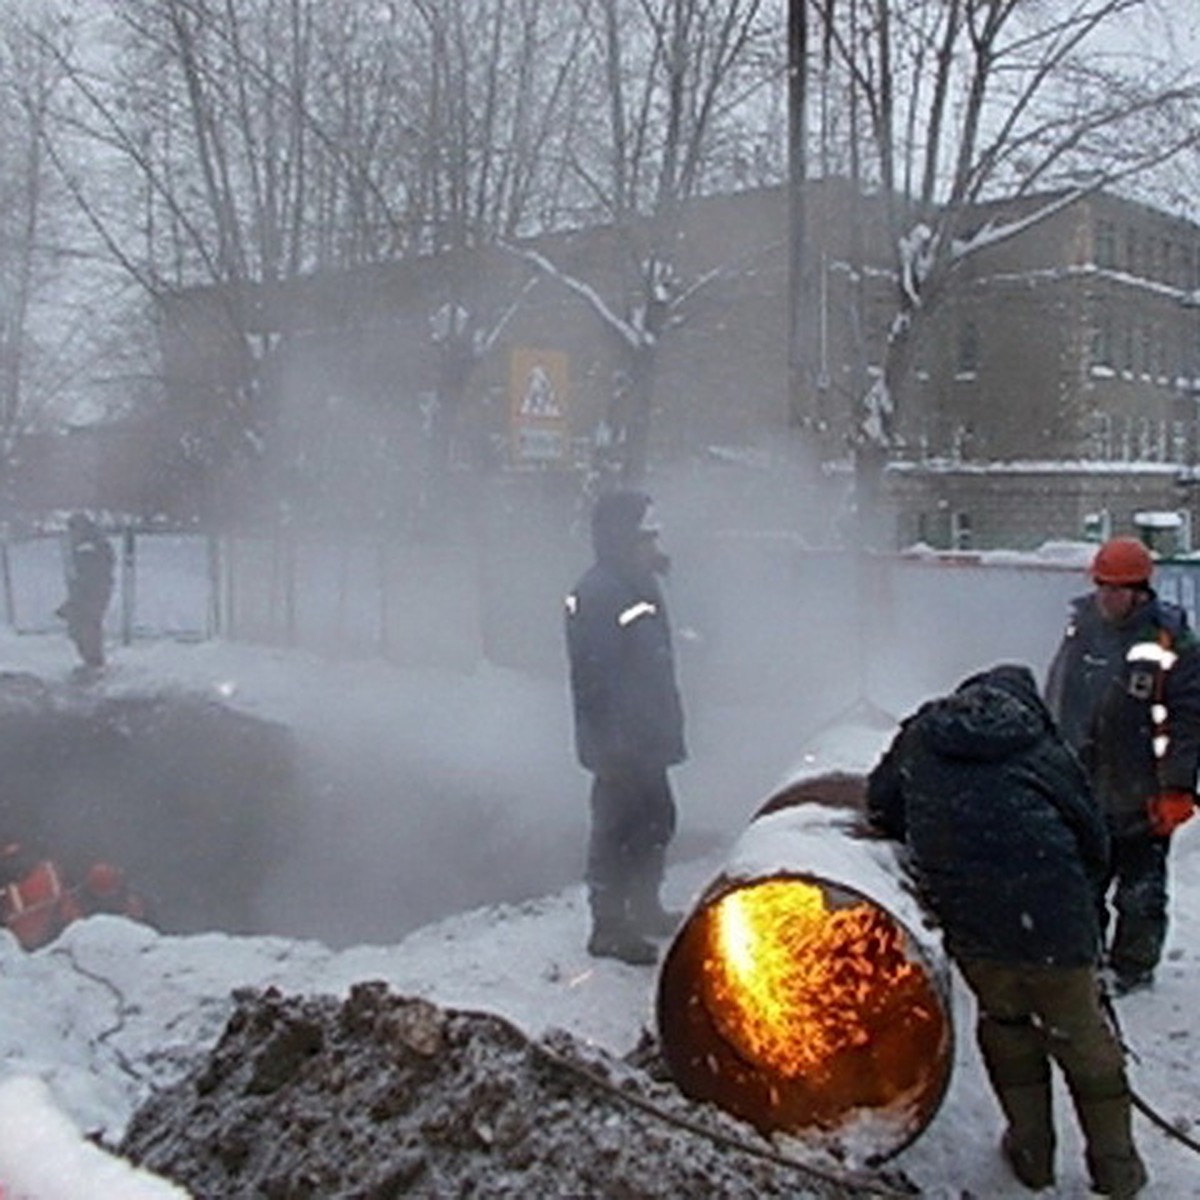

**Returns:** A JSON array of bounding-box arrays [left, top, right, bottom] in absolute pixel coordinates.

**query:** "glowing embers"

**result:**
[[657, 873, 952, 1154], [705, 878, 925, 1080]]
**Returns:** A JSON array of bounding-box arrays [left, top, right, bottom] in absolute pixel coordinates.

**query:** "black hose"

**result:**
[[1101, 987, 1200, 1156], [525, 1037, 920, 1198]]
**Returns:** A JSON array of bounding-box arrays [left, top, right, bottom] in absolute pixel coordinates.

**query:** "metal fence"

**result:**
[[5, 530, 1200, 709]]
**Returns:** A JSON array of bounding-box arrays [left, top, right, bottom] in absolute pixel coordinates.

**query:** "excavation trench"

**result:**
[[0, 672, 588, 945]]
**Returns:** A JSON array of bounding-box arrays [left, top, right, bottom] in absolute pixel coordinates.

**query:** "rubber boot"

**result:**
[[1072, 1090, 1147, 1198], [587, 890, 657, 966], [628, 881, 682, 938], [993, 1079, 1055, 1190], [587, 922, 657, 965]]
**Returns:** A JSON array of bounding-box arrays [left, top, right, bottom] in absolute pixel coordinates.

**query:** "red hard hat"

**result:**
[[85, 862, 124, 897], [1091, 537, 1154, 586]]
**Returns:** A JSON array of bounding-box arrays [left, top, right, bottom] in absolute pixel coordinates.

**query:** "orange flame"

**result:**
[[701, 878, 933, 1087]]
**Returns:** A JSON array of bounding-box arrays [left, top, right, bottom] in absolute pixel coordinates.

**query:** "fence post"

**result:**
[[121, 527, 136, 646], [0, 535, 13, 628], [206, 534, 222, 638], [377, 537, 389, 656]]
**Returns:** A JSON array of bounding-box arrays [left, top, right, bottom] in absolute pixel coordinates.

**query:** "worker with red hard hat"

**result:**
[[1046, 535, 1200, 996], [0, 843, 148, 951]]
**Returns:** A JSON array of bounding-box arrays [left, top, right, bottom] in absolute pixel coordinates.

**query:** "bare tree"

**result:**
[[808, 0, 1200, 540], [512, 0, 781, 487], [32, 0, 602, 519], [0, 5, 146, 506], [0, 12, 55, 458]]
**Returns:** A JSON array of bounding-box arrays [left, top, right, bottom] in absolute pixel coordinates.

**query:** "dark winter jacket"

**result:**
[[565, 495, 685, 775], [64, 516, 115, 618], [868, 664, 1108, 968], [1045, 590, 1200, 833]]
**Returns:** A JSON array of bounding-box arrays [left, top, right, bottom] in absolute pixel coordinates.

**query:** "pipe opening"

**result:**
[[657, 813, 952, 1159]]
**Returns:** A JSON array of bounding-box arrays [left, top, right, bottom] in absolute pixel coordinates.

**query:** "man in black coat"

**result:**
[[564, 491, 686, 966], [58, 513, 115, 671], [868, 664, 1145, 1198], [1046, 536, 1200, 994]]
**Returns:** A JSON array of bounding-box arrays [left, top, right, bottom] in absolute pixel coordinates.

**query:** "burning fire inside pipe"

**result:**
[[656, 774, 952, 1160]]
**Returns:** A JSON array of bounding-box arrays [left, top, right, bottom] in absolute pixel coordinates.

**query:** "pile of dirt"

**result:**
[[118, 982, 911, 1198]]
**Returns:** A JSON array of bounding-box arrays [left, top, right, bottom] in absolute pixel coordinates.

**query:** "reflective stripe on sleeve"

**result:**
[[1127, 642, 1178, 670], [618, 601, 658, 626]]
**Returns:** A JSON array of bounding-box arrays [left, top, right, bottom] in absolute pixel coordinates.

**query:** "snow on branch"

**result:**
[[499, 242, 642, 350], [858, 378, 894, 448], [899, 224, 937, 307], [950, 122, 1200, 263]]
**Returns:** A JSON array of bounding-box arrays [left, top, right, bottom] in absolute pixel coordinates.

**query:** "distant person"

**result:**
[[564, 490, 686, 966], [57, 513, 115, 672], [0, 842, 148, 951], [867, 664, 1145, 1197], [1046, 536, 1200, 994]]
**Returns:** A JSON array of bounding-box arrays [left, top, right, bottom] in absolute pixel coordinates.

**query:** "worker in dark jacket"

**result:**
[[565, 490, 686, 966], [868, 664, 1145, 1198], [57, 512, 115, 671], [1046, 536, 1200, 994]]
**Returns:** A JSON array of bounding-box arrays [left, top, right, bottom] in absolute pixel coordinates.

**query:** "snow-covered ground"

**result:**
[[0, 629, 1196, 1197]]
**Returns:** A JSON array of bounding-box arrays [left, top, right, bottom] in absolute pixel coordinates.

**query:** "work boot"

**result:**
[[632, 903, 683, 938], [1001, 1128, 1055, 1190], [1086, 1150, 1148, 1198], [988, 1072, 1055, 1191], [1074, 1091, 1146, 1198], [587, 924, 657, 966], [1111, 970, 1153, 997]]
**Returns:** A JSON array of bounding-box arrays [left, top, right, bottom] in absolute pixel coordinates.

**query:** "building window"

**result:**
[[1121, 321, 1135, 372], [951, 511, 972, 551], [1095, 220, 1117, 268], [1125, 227, 1139, 275], [1136, 416, 1154, 459], [956, 319, 980, 375], [1091, 305, 1114, 369], [1173, 420, 1188, 461], [1083, 509, 1111, 541]]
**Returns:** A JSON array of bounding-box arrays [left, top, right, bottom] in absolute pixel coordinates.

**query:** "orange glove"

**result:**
[[1147, 791, 1196, 837]]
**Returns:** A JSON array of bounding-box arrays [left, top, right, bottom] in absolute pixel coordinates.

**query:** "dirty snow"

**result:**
[[0, 631, 1195, 1197]]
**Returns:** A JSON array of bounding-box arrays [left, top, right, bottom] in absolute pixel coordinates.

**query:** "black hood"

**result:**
[[921, 663, 1047, 761], [591, 491, 652, 565]]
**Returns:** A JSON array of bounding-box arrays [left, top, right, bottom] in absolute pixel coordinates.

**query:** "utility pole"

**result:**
[[787, 0, 808, 428]]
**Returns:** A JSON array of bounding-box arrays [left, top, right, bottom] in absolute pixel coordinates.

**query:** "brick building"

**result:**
[[157, 183, 1200, 549], [890, 190, 1200, 550]]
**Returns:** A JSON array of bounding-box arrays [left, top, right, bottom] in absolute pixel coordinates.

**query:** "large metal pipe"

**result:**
[[656, 772, 952, 1162]]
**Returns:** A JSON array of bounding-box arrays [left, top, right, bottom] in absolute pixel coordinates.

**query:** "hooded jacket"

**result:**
[[64, 515, 115, 617], [1045, 590, 1200, 832], [564, 493, 685, 774], [867, 664, 1108, 967]]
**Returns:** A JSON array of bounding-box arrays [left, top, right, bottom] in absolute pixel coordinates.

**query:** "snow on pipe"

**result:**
[[655, 772, 953, 1163]]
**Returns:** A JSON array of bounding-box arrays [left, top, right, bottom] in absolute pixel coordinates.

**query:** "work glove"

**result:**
[[1147, 790, 1196, 837]]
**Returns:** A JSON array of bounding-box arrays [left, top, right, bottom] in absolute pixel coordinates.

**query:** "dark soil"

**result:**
[[119, 982, 904, 1198]]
